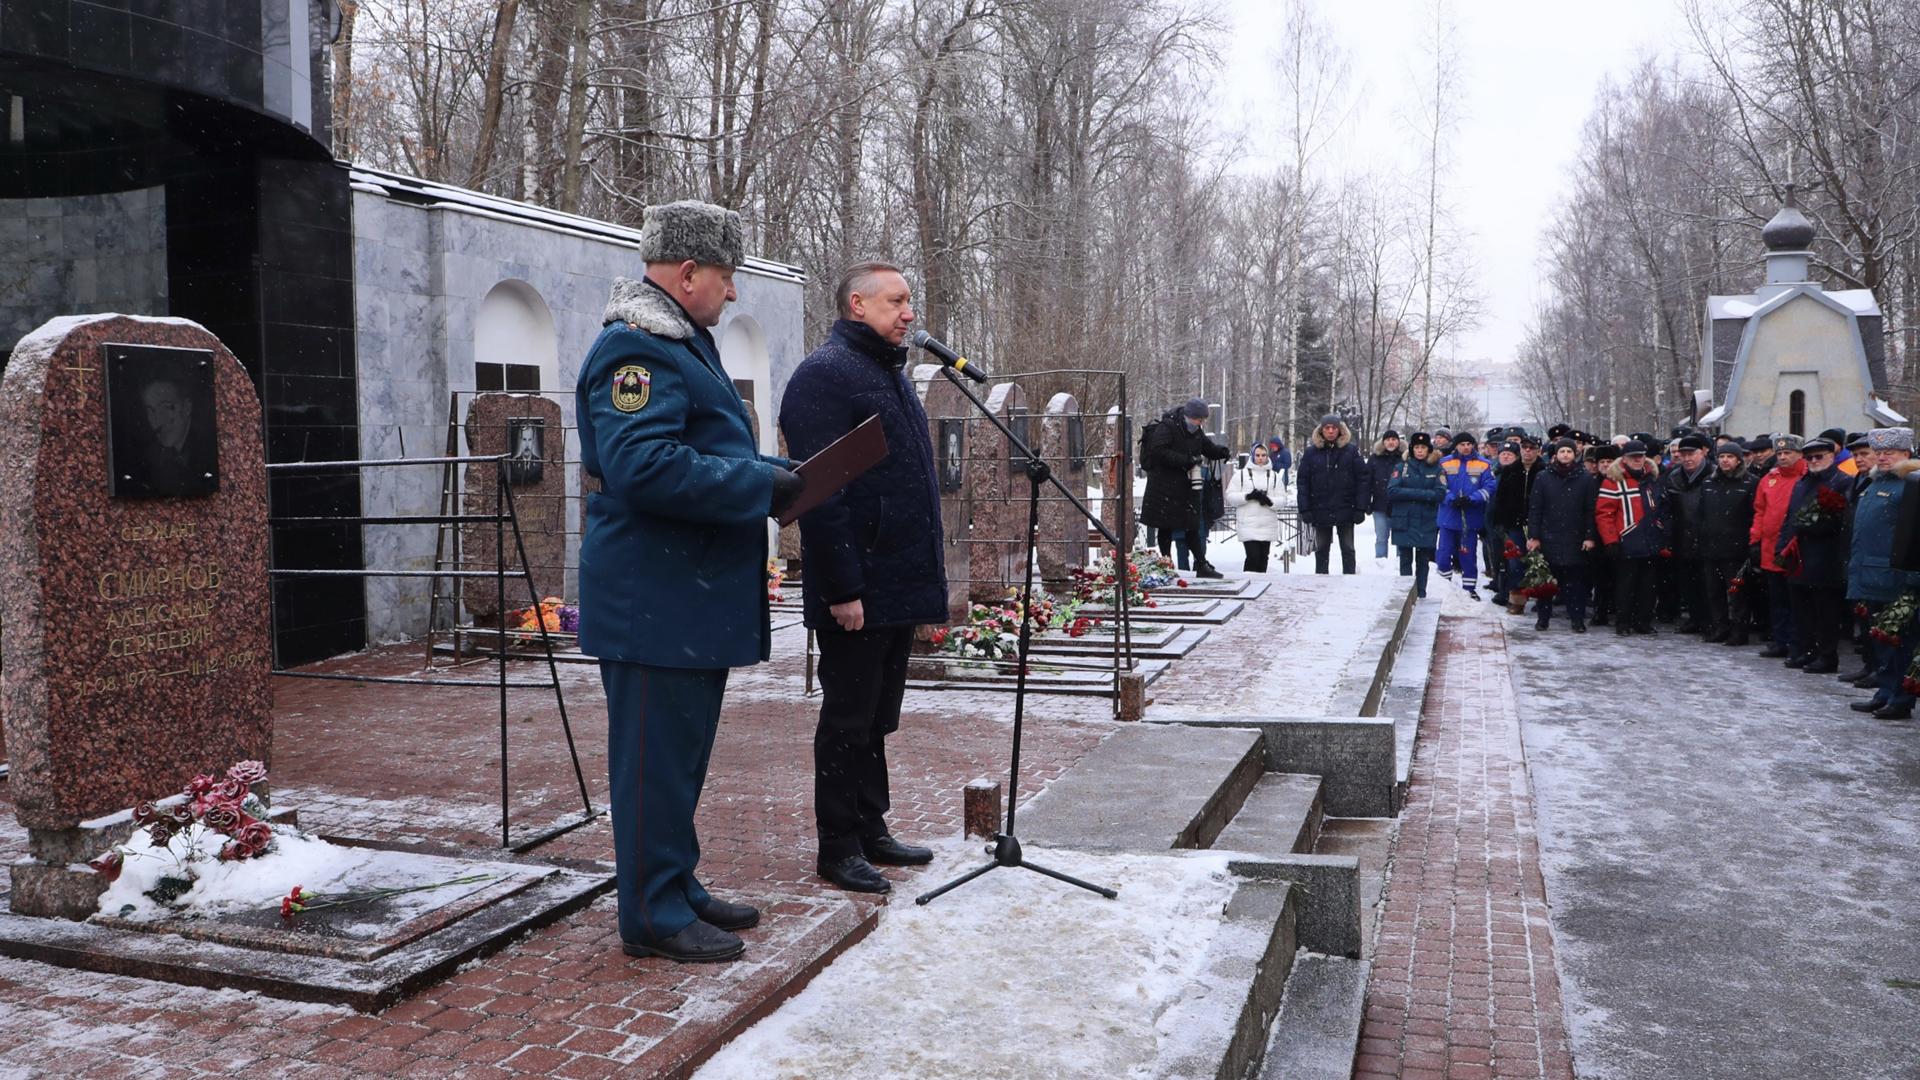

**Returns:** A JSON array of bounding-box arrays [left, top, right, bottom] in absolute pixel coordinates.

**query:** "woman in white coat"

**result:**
[[1230, 443, 1286, 572]]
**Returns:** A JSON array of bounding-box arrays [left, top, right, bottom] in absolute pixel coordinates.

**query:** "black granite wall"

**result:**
[[1, 0, 366, 665]]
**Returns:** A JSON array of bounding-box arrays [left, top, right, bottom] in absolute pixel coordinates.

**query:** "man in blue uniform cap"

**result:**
[[576, 199, 804, 963]]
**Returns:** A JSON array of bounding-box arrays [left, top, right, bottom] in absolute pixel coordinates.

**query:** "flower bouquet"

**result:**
[[767, 559, 786, 604], [1871, 592, 1920, 647], [1068, 553, 1163, 610], [89, 760, 278, 905], [1513, 550, 1558, 601], [1503, 539, 1524, 561], [1792, 486, 1848, 531]]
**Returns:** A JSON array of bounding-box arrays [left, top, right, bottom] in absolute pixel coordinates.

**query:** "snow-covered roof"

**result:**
[[343, 163, 807, 285], [1870, 398, 1908, 425], [1708, 288, 1880, 320]]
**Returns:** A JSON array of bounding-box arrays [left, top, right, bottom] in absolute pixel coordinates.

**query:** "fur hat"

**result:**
[[637, 200, 745, 267], [1744, 438, 1771, 453], [1547, 423, 1571, 440], [1869, 427, 1915, 452], [1593, 444, 1621, 462], [1409, 431, 1432, 449], [1772, 433, 1803, 452]]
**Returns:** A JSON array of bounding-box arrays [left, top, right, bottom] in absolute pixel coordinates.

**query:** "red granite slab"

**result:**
[[0, 315, 271, 832]]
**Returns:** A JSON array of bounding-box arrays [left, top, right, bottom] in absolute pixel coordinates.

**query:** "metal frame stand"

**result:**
[[916, 367, 1125, 906], [268, 453, 599, 852]]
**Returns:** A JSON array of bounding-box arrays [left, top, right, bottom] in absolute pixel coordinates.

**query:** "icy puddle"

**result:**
[[697, 840, 1238, 1079]]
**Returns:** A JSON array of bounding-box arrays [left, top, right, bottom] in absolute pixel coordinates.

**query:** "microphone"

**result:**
[[908, 329, 988, 383]]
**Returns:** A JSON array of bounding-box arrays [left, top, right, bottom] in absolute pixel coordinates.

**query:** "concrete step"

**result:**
[[1257, 953, 1370, 1080], [1212, 772, 1324, 856], [1017, 724, 1264, 852], [1379, 602, 1442, 814], [1151, 878, 1299, 1080]]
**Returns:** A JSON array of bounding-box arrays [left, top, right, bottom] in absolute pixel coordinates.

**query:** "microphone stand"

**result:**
[[915, 363, 1121, 906]]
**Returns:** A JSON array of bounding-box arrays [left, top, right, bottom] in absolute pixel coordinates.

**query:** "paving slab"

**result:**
[[1508, 615, 1920, 1080]]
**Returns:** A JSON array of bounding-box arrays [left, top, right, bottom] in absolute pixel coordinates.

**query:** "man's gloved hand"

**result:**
[[1450, 495, 1473, 509], [769, 466, 805, 518], [1749, 543, 1763, 566], [1189, 455, 1204, 468]]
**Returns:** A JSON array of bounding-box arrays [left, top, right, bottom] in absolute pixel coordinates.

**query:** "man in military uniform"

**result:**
[[576, 200, 803, 963]]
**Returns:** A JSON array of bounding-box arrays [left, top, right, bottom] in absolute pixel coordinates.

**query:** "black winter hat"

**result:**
[[1621, 439, 1650, 456], [1382, 429, 1401, 440], [1817, 426, 1847, 447], [1550, 437, 1578, 454], [1452, 431, 1478, 449], [1547, 423, 1572, 440], [1410, 431, 1432, 449], [1677, 434, 1713, 451], [1520, 433, 1542, 448], [1500, 441, 1522, 457], [1593, 444, 1622, 461], [1486, 426, 1506, 443], [1630, 432, 1657, 448], [1744, 437, 1772, 453], [1802, 437, 1837, 455], [1848, 431, 1870, 450], [1318, 413, 1343, 427], [1182, 397, 1210, 419]]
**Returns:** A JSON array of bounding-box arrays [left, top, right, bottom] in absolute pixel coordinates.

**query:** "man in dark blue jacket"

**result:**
[[577, 201, 804, 963], [780, 262, 947, 895]]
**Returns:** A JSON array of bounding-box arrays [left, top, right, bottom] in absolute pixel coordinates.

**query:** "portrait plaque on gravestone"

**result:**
[[104, 344, 219, 498], [1067, 415, 1087, 469], [939, 418, 965, 492], [505, 417, 545, 486], [1008, 407, 1031, 463]]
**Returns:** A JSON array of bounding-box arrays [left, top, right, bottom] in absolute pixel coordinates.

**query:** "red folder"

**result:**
[[777, 414, 889, 525]]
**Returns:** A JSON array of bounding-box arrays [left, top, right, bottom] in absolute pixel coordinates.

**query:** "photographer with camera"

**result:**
[[1230, 442, 1285, 572]]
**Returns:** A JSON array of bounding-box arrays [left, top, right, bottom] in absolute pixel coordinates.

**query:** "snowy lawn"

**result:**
[[695, 840, 1238, 1080]]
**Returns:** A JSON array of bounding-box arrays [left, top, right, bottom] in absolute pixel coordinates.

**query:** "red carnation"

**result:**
[[1905, 677, 1920, 697], [1177, 580, 1189, 588], [1816, 488, 1847, 513]]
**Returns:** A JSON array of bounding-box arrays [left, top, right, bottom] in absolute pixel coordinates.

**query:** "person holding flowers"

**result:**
[[1845, 428, 1920, 719], [1696, 441, 1761, 646], [1775, 437, 1854, 673], [1526, 437, 1598, 631]]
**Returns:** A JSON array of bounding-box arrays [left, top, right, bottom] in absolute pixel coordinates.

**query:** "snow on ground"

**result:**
[[695, 839, 1237, 1080]]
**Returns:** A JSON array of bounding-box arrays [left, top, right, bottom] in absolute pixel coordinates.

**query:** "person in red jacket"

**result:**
[[1749, 433, 1807, 658]]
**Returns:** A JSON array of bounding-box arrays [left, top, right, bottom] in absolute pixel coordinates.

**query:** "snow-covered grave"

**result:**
[[697, 840, 1269, 1080]]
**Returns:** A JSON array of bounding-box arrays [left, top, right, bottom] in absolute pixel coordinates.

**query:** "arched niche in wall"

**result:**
[[719, 312, 774, 452], [473, 280, 559, 395]]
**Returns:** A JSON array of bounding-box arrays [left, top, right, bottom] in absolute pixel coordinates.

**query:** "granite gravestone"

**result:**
[[915, 365, 978, 622], [0, 315, 271, 917], [1097, 406, 1136, 550], [1038, 392, 1086, 583], [974, 382, 1025, 602], [462, 393, 565, 619]]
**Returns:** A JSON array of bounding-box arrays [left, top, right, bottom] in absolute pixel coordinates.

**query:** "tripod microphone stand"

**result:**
[[915, 367, 1128, 906]]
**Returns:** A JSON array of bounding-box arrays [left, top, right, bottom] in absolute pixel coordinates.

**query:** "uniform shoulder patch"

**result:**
[[611, 365, 651, 413]]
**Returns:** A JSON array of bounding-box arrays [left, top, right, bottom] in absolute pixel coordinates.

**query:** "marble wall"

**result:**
[[0, 187, 168, 355], [352, 191, 806, 643]]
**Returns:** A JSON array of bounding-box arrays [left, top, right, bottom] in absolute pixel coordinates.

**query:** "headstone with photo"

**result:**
[[462, 393, 565, 619], [973, 382, 1024, 602], [915, 364, 972, 623], [0, 315, 272, 918], [1038, 392, 1086, 583], [1098, 406, 1135, 550]]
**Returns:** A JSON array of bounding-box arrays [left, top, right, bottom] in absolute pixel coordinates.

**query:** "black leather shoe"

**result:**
[[1704, 628, 1728, 643], [1837, 668, 1871, 682], [1675, 622, 1703, 635], [1591, 613, 1610, 627], [1850, 699, 1886, 713], [1758, 645, 1790, 658], [1193, 564, 1225, 580], [695, 896, 760, 932], [1571, 620, 1587, 634], [817, 854, 892, 894], [862, 834, 934, 866], [1723, 633, 1749, 647], [1785, 654, 1811, 669], [1615, 626, 1633, 637], [622, 920, 744, 963], [1852, 673, 1881, 688], [1802, 655, 1839, 674], [1535, 611, 1551, 631], [1637, 625, 1659, 636], [1873, 705, 1913, 720]]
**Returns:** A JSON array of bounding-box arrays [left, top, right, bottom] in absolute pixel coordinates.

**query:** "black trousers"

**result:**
[[813, 622, 915, 861], [1538, 560, 1591, 623], [1312, 523, 1356, 574], [1615, 557, 1658, 630], [1699, 558, 1749, 635], [1243, 540, 1271, 573], [1590, 555, 1615, 622], [1789, 583, 1844, 661]]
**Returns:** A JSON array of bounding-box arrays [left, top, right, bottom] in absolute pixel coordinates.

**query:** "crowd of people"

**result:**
[[1142, 400, 1920, 722]]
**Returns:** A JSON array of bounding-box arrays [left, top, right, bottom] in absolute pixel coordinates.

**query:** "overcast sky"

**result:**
[[1215, 0, 1699, 374]]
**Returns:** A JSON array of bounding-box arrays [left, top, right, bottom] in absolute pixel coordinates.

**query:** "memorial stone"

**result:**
[[915, 364, 972, 623], [0, 315, 271, 916], [462, 394, 565, 619], [974, 382, 1024, 601], [1038, 392, 1086, 583], [1098, 406, 1136, 550]]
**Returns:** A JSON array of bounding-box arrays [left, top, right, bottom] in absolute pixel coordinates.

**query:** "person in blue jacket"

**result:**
[[1845, 427, 1920, 719], [1435, 431, 1497, 599], [779, 261, 947, 895], [576, 201, 803, 964], [1388, 432, 1446, 596]]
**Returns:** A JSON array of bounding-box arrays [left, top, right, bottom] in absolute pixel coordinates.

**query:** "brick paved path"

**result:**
[[1356, 617, 1576, 1080]]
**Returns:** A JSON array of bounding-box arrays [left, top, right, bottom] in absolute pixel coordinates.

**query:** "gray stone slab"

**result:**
[[1157, 715, 1397, 818], [1018, 725, 1263, 851], [1258, 953, 1370, 1080], [1327, 580, 1416, 717], [1150, 878, 1298, 1080], [1507, 620, 1920, 1080], [1227, 855, 1362, 959], [1213, 772, 1323, 856], [1379, 602, 1441, 813]]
